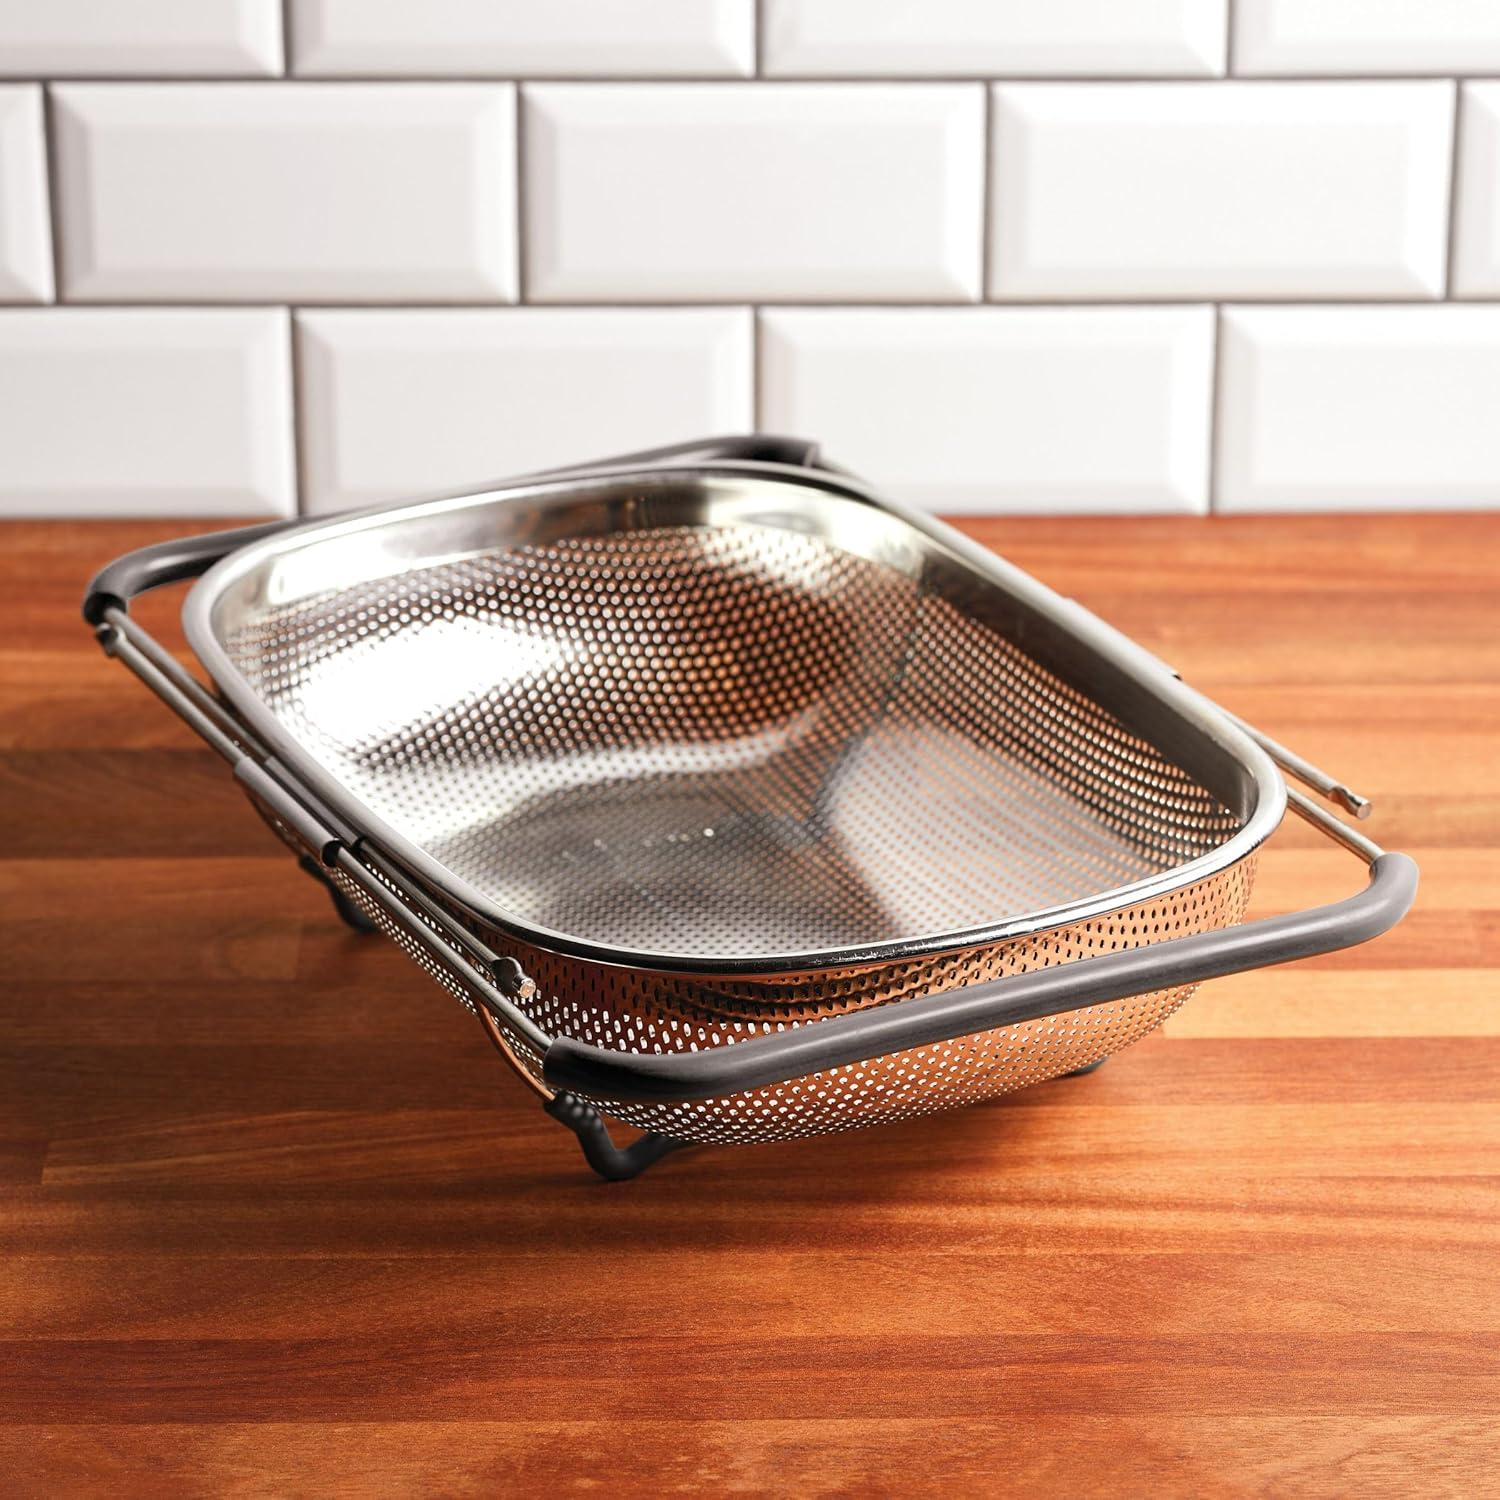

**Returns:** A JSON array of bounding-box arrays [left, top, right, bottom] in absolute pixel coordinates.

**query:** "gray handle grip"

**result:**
[[541, 852, 1418, 1104], [83, 519, 296, 625]]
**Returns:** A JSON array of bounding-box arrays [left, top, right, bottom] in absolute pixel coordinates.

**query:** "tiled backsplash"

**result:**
[[2, 1, 1500, 517]]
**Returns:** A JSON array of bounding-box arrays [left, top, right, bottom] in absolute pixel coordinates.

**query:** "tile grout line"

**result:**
[[753, 0, 763, 77], [277, 0, 294, 549], [1445, 81, 1466, 298], [751, 305, 762, 432], [514, 85, 529, 303], [1225, 0, 1237, 77], [37, 84, 67, 303], [285, 309, 306, 517], [1207, 304, 1225, 515], [19, 71, 1500, 84], [980, 82, 994, 300], [11, 297, 1495, 311]]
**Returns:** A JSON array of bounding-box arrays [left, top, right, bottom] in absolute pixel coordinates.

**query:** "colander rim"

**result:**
[[182, 460, 1287, 976]]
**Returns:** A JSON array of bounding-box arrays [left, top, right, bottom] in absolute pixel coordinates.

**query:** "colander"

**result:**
[[85, 437, 1417, 1180]]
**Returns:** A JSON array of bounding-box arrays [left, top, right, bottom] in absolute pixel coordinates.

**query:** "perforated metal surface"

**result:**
[[217, 498, 1265, 1144], [222, 521, 1243, 964], [302, 822, 1253, 1144], [516, 855, 1255, 1143]]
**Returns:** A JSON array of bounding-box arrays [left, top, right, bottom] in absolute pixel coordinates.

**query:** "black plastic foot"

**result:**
[[545, 1093, 693, 1182], [1061, 1057, 1109, 1078], [298, 854, 380, 934]]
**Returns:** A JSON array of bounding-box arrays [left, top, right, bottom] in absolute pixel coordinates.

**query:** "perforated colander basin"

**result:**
[[88, 438, 1416, 1177], [210, 496, 1250, 962]]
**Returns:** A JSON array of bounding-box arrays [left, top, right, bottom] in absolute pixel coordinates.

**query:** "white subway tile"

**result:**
[[0, 310, 294, 517], [990, 82, 1453, 300], [524, 84, 983, 302], [1217, 307, 1500, 512], [760, 307, 1212, 514], [1236, 0, 1500, 76], [0, 0, 281, 77], [765, 0, 1225, 78], [292, 0, 752, 78], [1453, 83, 1500, 297], [0, 87, 51, 302], [52, 84, 516, 303], [296, 308, 751, 514]]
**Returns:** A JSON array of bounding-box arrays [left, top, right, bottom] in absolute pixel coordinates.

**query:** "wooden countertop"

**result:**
[[1, 513, 1495, 1496]]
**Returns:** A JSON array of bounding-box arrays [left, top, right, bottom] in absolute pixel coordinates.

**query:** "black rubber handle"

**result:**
[[541, 852, 1419, 1105], [83, 519, 297, 625]]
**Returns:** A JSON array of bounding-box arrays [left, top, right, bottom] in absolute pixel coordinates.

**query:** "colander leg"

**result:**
[[545, 1093, 693, 1182], [297, 855, 380, 934], [1061, 1057, 1109, 1078]]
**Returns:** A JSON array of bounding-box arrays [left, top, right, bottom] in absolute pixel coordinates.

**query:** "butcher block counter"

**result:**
[[0, 513, 1494, 1496]]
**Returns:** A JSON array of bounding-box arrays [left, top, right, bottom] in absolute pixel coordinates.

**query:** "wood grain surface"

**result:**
[[1, 514, 1495, 1497]]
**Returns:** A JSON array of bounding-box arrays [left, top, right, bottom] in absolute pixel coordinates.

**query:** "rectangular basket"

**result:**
[[86, 437, 1416, 1179]]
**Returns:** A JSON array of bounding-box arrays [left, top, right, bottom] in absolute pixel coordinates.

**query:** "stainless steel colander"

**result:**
[[86, 437, 1417, 1179]]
